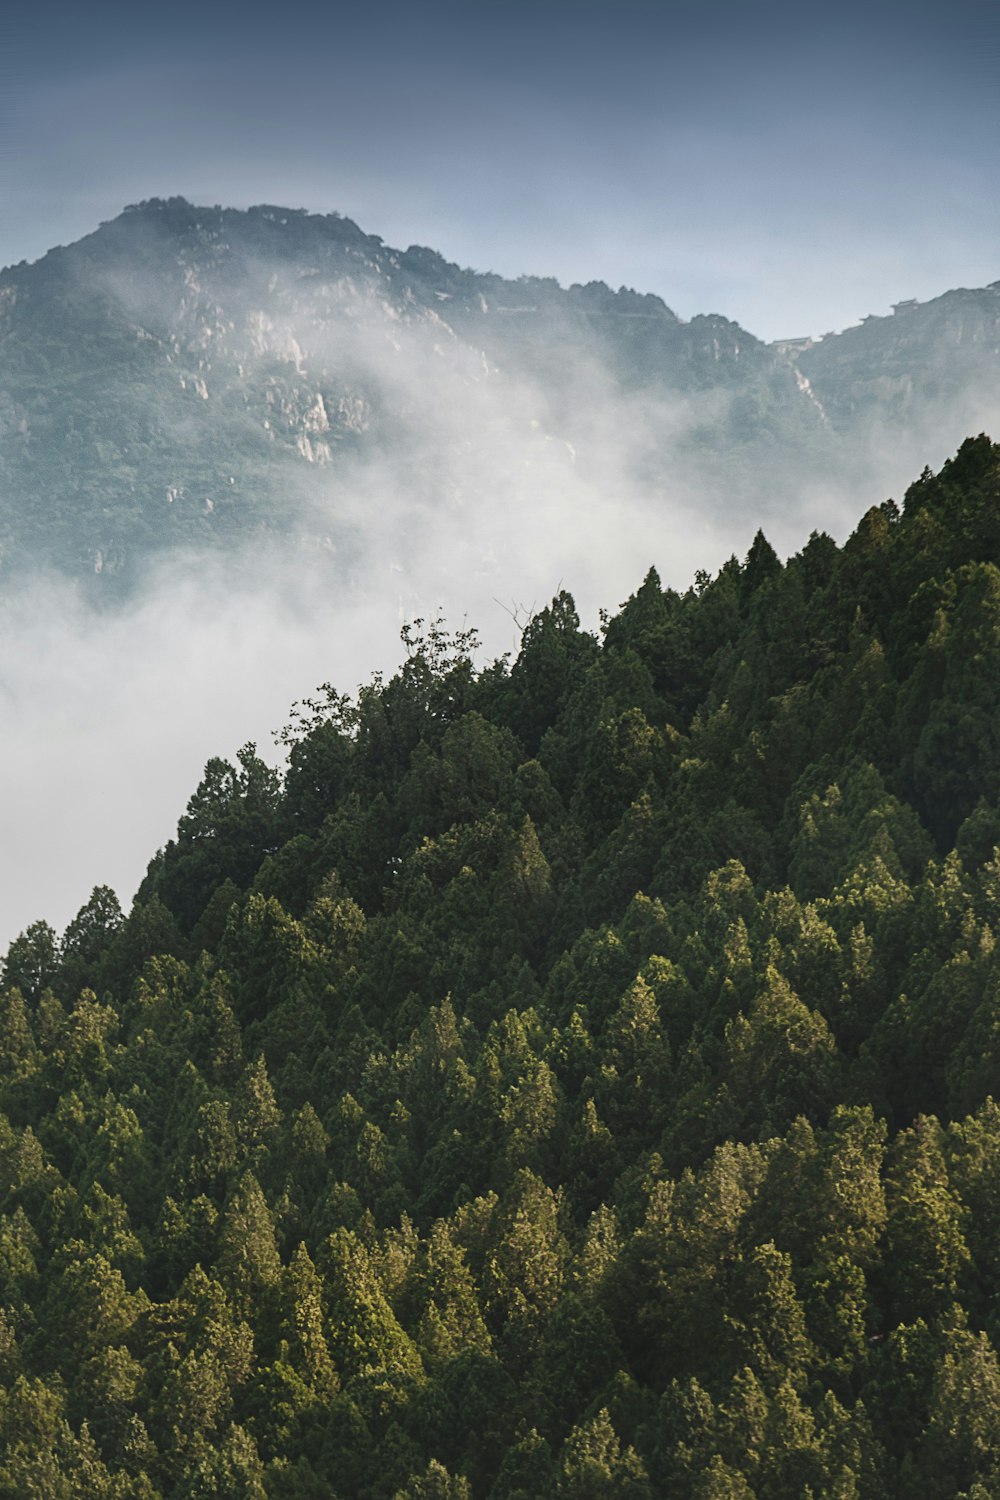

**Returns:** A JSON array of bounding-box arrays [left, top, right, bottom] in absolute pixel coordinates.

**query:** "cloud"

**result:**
[[0, 236, 992, 954], [0, 561, 392, 949], [0, 279, 732, 951]]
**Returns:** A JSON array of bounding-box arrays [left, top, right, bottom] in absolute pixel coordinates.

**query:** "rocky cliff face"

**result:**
[[801, 285, 1000, 432], [0, 198, 994, 589]]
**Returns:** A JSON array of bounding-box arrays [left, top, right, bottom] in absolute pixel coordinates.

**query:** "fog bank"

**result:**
[[2, 234, 981, 957]]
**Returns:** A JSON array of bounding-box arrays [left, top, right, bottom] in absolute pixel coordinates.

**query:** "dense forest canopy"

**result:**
[[4, 437, 1000, 1496]]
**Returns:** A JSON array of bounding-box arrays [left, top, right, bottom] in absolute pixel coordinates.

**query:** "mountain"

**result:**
[[1, 197, 996, 591], [801, 283, 1000, 442], [3, 438, 1000, 1494]]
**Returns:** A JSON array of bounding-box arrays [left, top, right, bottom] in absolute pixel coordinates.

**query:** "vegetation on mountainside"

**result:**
[[4, 437, 1000, 1496]]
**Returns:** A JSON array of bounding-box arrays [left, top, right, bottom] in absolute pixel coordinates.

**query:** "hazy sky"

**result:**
[[1, 0, 997, 339]]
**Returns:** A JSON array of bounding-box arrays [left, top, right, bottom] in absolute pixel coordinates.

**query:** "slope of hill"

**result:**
[[1, 198, 996, 592], [3, 439, 1000, 1496]]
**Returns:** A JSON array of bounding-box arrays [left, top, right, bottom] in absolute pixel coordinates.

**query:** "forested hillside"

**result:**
[[5, 438, 1000, 1497]]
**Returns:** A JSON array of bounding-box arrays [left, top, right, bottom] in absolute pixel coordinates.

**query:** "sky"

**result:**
[[0, 0, 997, 340]]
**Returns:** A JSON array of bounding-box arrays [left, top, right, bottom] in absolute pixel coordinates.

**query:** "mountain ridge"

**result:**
[[0, 197, 997, 591]]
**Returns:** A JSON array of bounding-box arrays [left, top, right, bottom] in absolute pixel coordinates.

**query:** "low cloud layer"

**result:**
[[1, 243, 990, 956], [0, 481, 740, 956], [0, 563, 386, 949], [0, 446, 754, 959]]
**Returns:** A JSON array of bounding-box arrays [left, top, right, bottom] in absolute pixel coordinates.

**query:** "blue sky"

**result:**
[[0, 0, 997, 338]]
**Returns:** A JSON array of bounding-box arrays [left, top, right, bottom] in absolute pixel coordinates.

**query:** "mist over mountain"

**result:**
[[2, 196, 996, 593], [1, 197, 997, 952]]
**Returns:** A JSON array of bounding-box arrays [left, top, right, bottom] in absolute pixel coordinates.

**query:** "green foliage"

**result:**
[[5, 440, 1000, 1493]]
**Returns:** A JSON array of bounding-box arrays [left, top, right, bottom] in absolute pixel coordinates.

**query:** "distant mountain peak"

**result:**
[[1, 201, 998, 591]]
